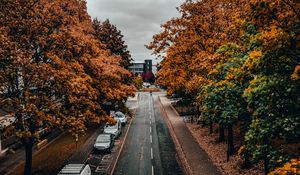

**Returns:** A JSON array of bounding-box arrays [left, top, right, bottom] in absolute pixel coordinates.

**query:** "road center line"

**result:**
[[152, 166, 154, 175], [151, 147, 153, 159], [150, 127, 152, 134], [150, 135, 152, 143]]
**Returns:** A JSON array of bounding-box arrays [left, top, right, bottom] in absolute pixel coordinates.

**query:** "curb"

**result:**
[[109, 116, 134, 175], [170, 102, 180, 116], [0, 148, 8, 156], [158, 96, 193, 175]]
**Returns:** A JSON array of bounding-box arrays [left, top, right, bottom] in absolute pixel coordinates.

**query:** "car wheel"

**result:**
[[92, 148, 97, 154]]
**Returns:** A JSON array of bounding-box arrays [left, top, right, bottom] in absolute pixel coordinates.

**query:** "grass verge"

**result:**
[[9, 128, 96, 175]]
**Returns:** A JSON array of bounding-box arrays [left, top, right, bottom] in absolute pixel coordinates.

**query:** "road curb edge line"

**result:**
[[158, 96, 193, 175]]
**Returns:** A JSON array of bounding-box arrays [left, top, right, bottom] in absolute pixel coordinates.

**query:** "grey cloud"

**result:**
[[86, 0, 183, 63]]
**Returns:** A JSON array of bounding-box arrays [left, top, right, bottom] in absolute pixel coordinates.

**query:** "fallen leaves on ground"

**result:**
[[186, 123, 264, 175]]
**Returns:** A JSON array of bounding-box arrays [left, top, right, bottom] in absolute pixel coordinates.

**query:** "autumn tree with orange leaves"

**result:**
[[92, 18, 135, 112], [0, 0, 135, 174], [149, 0, 299, 174], [148, 0, 247, 98]]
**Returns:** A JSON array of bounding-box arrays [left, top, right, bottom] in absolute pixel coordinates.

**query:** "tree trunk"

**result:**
[[227, 124, 234, 155], [201, 120, 206, 127], [219, 124, 225, 142], [24, 137, 34, 175], [243, 150, 251, 168], [0, 134, 2, 153], [263, 137, 269, 175], [209, 119, 213, 134], [264, 155, 269, 175]]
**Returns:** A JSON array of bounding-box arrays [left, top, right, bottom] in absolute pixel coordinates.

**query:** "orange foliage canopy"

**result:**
[[0, 0, 135, 141], [148, 0, 247, 96]]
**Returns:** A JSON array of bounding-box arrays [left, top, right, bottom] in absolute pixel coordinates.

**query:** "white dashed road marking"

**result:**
[[149, 94, 155, 175], [151, 147, 153, 160], [152, 166, 154, 175]]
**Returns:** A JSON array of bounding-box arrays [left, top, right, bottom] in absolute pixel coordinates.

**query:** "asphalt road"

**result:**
[[114, 92, 183, 175]]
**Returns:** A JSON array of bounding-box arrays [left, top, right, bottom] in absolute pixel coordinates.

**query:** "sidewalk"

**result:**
[[159, 96, 222, 175]]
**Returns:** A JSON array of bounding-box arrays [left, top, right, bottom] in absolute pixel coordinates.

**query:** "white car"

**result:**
[[143, 82, 151, 88], [57, 164, 91, 175], [93, 133, 114, 153], [114, 111, 127, 126], [104, 119, 122, 139]]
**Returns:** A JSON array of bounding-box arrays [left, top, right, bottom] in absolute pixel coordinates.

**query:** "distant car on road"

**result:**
[[143, 82, 151, 88], [104, 119, 122, 139], [93, 133, 115, 153], [114, 111, 127, 126], [57, 164, 91, 175]]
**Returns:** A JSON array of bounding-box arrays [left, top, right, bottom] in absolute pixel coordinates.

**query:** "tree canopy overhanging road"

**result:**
[[0, 0, 299, 175]]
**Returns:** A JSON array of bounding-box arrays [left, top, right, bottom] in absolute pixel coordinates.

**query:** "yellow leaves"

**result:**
[[243, 50, 263, 73], [237, 145, 245, 156], [185, 75, 208, 94], [106, 117, 117, 125], [259, 27, 289, 49], [208, 68, 219, 77], [269, 158, 300, 175], [16, 130, 32, 139], [291, 65, 300, 81], [133, 75, 143, 90], [249, 50, 262, 60]]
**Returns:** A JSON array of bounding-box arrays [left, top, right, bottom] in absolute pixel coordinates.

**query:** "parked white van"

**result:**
[[57, 164, 91, 175]]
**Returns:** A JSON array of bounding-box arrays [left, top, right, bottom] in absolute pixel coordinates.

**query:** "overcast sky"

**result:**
[[86, 0, 183, 64]]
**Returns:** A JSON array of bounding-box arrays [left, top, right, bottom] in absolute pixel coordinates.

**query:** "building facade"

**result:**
[[128, 61, 145, 75], [129, 59, 154, 75]]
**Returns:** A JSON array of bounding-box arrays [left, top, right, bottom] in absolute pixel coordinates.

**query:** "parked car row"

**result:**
[[58, 111, 128, 175], [93, 111, 127, 153]]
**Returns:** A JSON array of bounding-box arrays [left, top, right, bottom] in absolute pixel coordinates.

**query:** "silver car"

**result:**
[[104, 119, 122, 139], [93, 134, 114, 153], [114, 111, 127, 126]]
